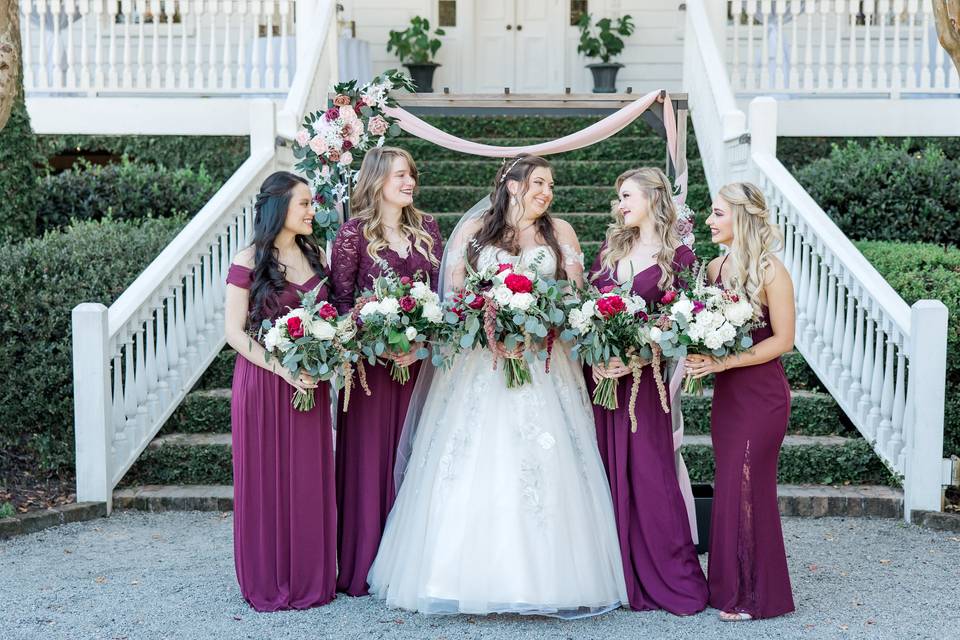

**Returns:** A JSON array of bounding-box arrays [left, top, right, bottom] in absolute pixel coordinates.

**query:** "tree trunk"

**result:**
[[0, 0, 23, 131], [934, 0, 960, 77]]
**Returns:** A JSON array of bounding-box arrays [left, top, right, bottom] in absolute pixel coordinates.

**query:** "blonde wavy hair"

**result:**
[[718, 182, 783, 318], [596, 167, 680, 291], [350, 146, 438, 266]]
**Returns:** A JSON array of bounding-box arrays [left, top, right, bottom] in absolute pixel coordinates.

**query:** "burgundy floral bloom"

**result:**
[[692, 300, 706, 315], [318, 303, 337, 320], [287, 316, 305, 339], [399, 296, 417, 313], [324, 107, 340, 121]]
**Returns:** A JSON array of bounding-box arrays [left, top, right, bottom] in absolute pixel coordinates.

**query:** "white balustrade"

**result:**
[[20, 0, 301, 95], [726, 0, 960, 96], [72, 1, 336, 510], [686, 0, 950, 521]]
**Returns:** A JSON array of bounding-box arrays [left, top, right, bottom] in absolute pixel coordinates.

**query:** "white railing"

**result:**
[[726, 0, 960, 96], [748, 98, 948, 519], [21, 0, 303, 95], [683, 0, 750, 196], [71, 0, 337, 510], [685, 0, 950, 520]]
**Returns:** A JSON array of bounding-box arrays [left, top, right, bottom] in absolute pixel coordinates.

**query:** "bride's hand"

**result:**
[[594, 358, 631, 380], [388, 343, 422, 368]]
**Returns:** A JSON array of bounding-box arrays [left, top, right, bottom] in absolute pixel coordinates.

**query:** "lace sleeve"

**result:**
[[560, 243, 584, 268], [425, 216, 444, 292], [330, 219, 362, 314]]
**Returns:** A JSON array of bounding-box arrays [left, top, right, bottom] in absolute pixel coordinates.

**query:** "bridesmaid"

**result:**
[[331, 146, 443, 596], [685, 181, 796, 621], [223, 171, 336, 611], [587, 167, 708, 615]]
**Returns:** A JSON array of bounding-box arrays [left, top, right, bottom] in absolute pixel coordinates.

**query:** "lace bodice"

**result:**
[[475, 244, 583, 278], [331, 216, 444, 314]]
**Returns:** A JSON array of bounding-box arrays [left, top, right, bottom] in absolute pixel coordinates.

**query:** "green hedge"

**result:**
[[396, 136, 695, 163], [0, 98, 43, 240], [36, 159, 218, 233], [38, 134, 248, 183], [0, 217, 186, 475], [857, 240, 960, 458], [398, 115, 657, 139], [418, 159, 703, 188], [778, 136, 960, 171], [796, 141, 960, 245]]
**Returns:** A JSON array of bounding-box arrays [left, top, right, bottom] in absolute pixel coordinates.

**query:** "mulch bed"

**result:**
[[946, 485, 960, 514], [0, 455, 75, 516]]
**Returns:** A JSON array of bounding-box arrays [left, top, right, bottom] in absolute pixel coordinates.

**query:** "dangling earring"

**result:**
[[510, 195, 518, 206]]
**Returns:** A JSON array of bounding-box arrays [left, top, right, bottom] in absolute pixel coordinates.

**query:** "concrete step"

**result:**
[[113, 483, 903, 519]]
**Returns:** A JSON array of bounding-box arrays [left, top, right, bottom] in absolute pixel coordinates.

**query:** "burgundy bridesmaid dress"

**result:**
[[587, 243, 708, 615], [708, 257, 795, 619], [330, 216, 443, 596], [226, 263, 336, 612]]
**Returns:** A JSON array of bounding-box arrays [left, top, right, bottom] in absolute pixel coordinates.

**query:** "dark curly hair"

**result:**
[[248, 171, 326, 327]]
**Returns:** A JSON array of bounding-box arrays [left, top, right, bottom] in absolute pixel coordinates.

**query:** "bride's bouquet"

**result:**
[[353, 267, 446, 384], [446, 258, 568, 388], [649, 265, 760, 395], [566, 283, 669, 430], [261, 285, 365, 411]]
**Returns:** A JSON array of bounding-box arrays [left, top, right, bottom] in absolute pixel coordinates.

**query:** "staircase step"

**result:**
[[135, 425, 893, 487], [166, 385, 851, 438], [394, 137, 696, 162], [418, 159, 705, 188], [113, 483, 902, 518]]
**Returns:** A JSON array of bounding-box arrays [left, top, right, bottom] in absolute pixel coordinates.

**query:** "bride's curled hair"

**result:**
[[467, 154, 566, 280], [718, 181, 783, 318], [351, 146, 439, 266]]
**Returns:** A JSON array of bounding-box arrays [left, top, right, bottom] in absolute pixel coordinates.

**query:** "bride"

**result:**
[[367, 154, 627, 617]]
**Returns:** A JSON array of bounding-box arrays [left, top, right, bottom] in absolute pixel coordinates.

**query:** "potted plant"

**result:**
[[387, 16, 445, 93], [576, 13, 635, 93]]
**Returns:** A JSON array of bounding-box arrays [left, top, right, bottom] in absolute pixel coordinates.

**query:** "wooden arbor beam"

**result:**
[[933, 0, 960, 77]]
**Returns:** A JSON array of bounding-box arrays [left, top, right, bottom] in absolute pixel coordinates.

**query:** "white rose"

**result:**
[[410, 281, 432, 301], [568, 308, 588, 332], [405, 326, 418, 341], [508, 292, 535, 312], [686, 323, 705, 343], [310, 320, 336, 341], [704, 331, 724, 350], [670, 298, 694, 322], [695, 310, 717, 330], [493, 285, 513, 306], [422, 301, 443, 323], [378, 297, 400, 315], [264, 326, 283, 351], [581, 300, 597, 319], [725, 300, 754, 326], [359, 300, 381, 318], [649, 327, 663, 342]]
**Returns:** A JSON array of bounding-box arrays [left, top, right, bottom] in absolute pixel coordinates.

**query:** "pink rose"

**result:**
[[339, 151, 353, 165], [367, 115, 389, 136], [599, 284, 615, 294], [327, 149, 341, 162], [295, 128, 310, 147], [497, 263, 513, 273], [308, 135, 328, 156], [400, 276, 413, 285], [333, 94, 352, 107]]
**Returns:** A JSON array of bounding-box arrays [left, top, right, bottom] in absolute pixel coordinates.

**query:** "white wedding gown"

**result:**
[[367, 245, 628, 618]]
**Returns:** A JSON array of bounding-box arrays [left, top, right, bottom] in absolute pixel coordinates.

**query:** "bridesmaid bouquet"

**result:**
[[353, 270, 446, 384], [448, 260, 568, 388], [566, 284, 669, 430], [261, 286, 366, 412], [649, 266, 760, 395]]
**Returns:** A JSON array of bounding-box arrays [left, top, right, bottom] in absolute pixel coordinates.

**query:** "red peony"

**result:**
[[660, 290, 677, 304], [504, 273, 533, 294], [596, 295, 626, 319], [287, 316, 305, 339], [318, 303, 337, 320], [497, 263, 513, 273], [399, 296, 417, 313]]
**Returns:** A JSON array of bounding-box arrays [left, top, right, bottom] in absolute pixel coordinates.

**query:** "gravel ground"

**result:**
[[1, 512, 958, 640]]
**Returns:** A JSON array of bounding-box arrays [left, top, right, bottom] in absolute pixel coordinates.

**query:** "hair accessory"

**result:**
[[499, 157, 524, 184]]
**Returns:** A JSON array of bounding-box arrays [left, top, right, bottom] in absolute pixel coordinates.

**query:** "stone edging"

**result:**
[[0, 502, 107, 540], [912, 510, 960, 533]]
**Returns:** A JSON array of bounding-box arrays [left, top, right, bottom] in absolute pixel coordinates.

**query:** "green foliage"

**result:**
[[681, 391, 853, 437], [387, 16, 445, 64], [124, 444, 233, 486], [0, 98, 43, 240], [857, 240, 960, 457], [0, 217, 186, 473], [795, 140, 960, 245], [777, 136, 960, 171], [576, 13, 635, 63], [781, 351, 824, 391], [36, 158, 218, 233], [0, 502, 14, 519], [37, 134, 248, 183], [196, 350, 237, 390]]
